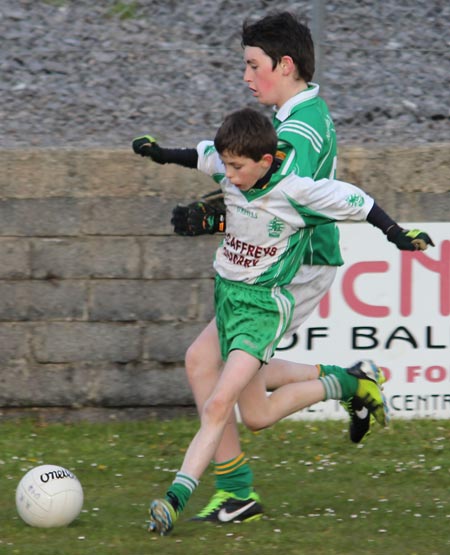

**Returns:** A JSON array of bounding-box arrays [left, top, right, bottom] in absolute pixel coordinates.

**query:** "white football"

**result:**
[[16, 464, 84, 528]]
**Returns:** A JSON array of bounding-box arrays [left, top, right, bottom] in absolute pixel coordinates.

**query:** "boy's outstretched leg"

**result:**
[[264, 359, 387, 442], [238, 359, 389, 432]]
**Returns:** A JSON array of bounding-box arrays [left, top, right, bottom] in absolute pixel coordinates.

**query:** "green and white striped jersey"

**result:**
[[273, 84, 343, 266], [197, 141, 374, 288]]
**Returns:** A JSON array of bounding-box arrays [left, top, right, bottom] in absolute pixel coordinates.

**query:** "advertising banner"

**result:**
[[274, 222, 450, 420]]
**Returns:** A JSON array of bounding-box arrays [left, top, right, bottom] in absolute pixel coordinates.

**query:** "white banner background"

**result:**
[[274, 222, 450, 420]]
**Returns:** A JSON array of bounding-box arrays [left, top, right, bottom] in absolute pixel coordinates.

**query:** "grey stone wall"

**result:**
[[0, 145, 449, 408]]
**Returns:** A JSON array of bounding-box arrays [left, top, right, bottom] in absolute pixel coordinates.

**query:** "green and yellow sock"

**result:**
[[214, 452, 253, 499]]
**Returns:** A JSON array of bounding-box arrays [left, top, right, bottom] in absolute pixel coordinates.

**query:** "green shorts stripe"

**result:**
[[215, 275, 294, 363]]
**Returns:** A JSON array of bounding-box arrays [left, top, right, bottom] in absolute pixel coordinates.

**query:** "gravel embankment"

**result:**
[[1, 0, 449, 149]]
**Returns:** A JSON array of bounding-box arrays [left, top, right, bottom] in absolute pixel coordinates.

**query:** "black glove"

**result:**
[[131, 135, 166, 163], [387, 225, 435, 251], [171, 200, 226, 236]]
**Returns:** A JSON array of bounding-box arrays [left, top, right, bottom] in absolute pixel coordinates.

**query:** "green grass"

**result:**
[[0, 417, 448, 555]]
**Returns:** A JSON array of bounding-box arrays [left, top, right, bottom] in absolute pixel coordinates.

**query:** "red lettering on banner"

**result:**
[[317, 238, 449, 318], [342, 261, 389, 317], [407, 365, 449, 383], [400, 242, 450, 316], [407, 366, 422, 382], [425, 366, 447, 382]]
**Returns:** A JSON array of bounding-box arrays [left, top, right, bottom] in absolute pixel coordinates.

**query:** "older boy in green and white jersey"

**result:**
[[271, 86, 341, 265]]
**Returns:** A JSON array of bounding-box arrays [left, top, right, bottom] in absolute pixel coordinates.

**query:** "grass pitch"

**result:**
[[0, 416, 448, 555]]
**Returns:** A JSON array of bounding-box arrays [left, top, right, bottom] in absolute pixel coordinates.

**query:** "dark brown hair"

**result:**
[[214, 108, 277, 161], [242, 11, 315, 82]]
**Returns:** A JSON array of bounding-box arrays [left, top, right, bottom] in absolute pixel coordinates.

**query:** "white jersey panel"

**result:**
[[197, 141, 374, 286]]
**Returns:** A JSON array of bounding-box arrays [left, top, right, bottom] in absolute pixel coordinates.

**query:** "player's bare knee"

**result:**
[[202, 393, 234, 425], [239, 410, 269, 432]]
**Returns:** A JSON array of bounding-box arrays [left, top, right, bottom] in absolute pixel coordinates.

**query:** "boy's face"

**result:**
[[220, 150, 273, 192], [243, 46, 285, 108]]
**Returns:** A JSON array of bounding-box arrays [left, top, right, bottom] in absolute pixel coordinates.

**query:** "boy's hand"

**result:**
[[387, 226, 435, 251], [171, 201, 225, 236], [132, 135, 165, 163]]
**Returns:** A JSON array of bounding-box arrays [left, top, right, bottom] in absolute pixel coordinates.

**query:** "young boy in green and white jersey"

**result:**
[[133, 12, 434, 525], [142, 106, 434, 536], [135, 17, 342, 524]]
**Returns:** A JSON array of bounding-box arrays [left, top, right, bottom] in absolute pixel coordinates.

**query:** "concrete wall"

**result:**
[[0, 145, 449, 408]]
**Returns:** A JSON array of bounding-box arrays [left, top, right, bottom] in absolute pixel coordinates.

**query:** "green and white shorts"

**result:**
[[285, 264, 337, 332], [214, 275, 295, 363]]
